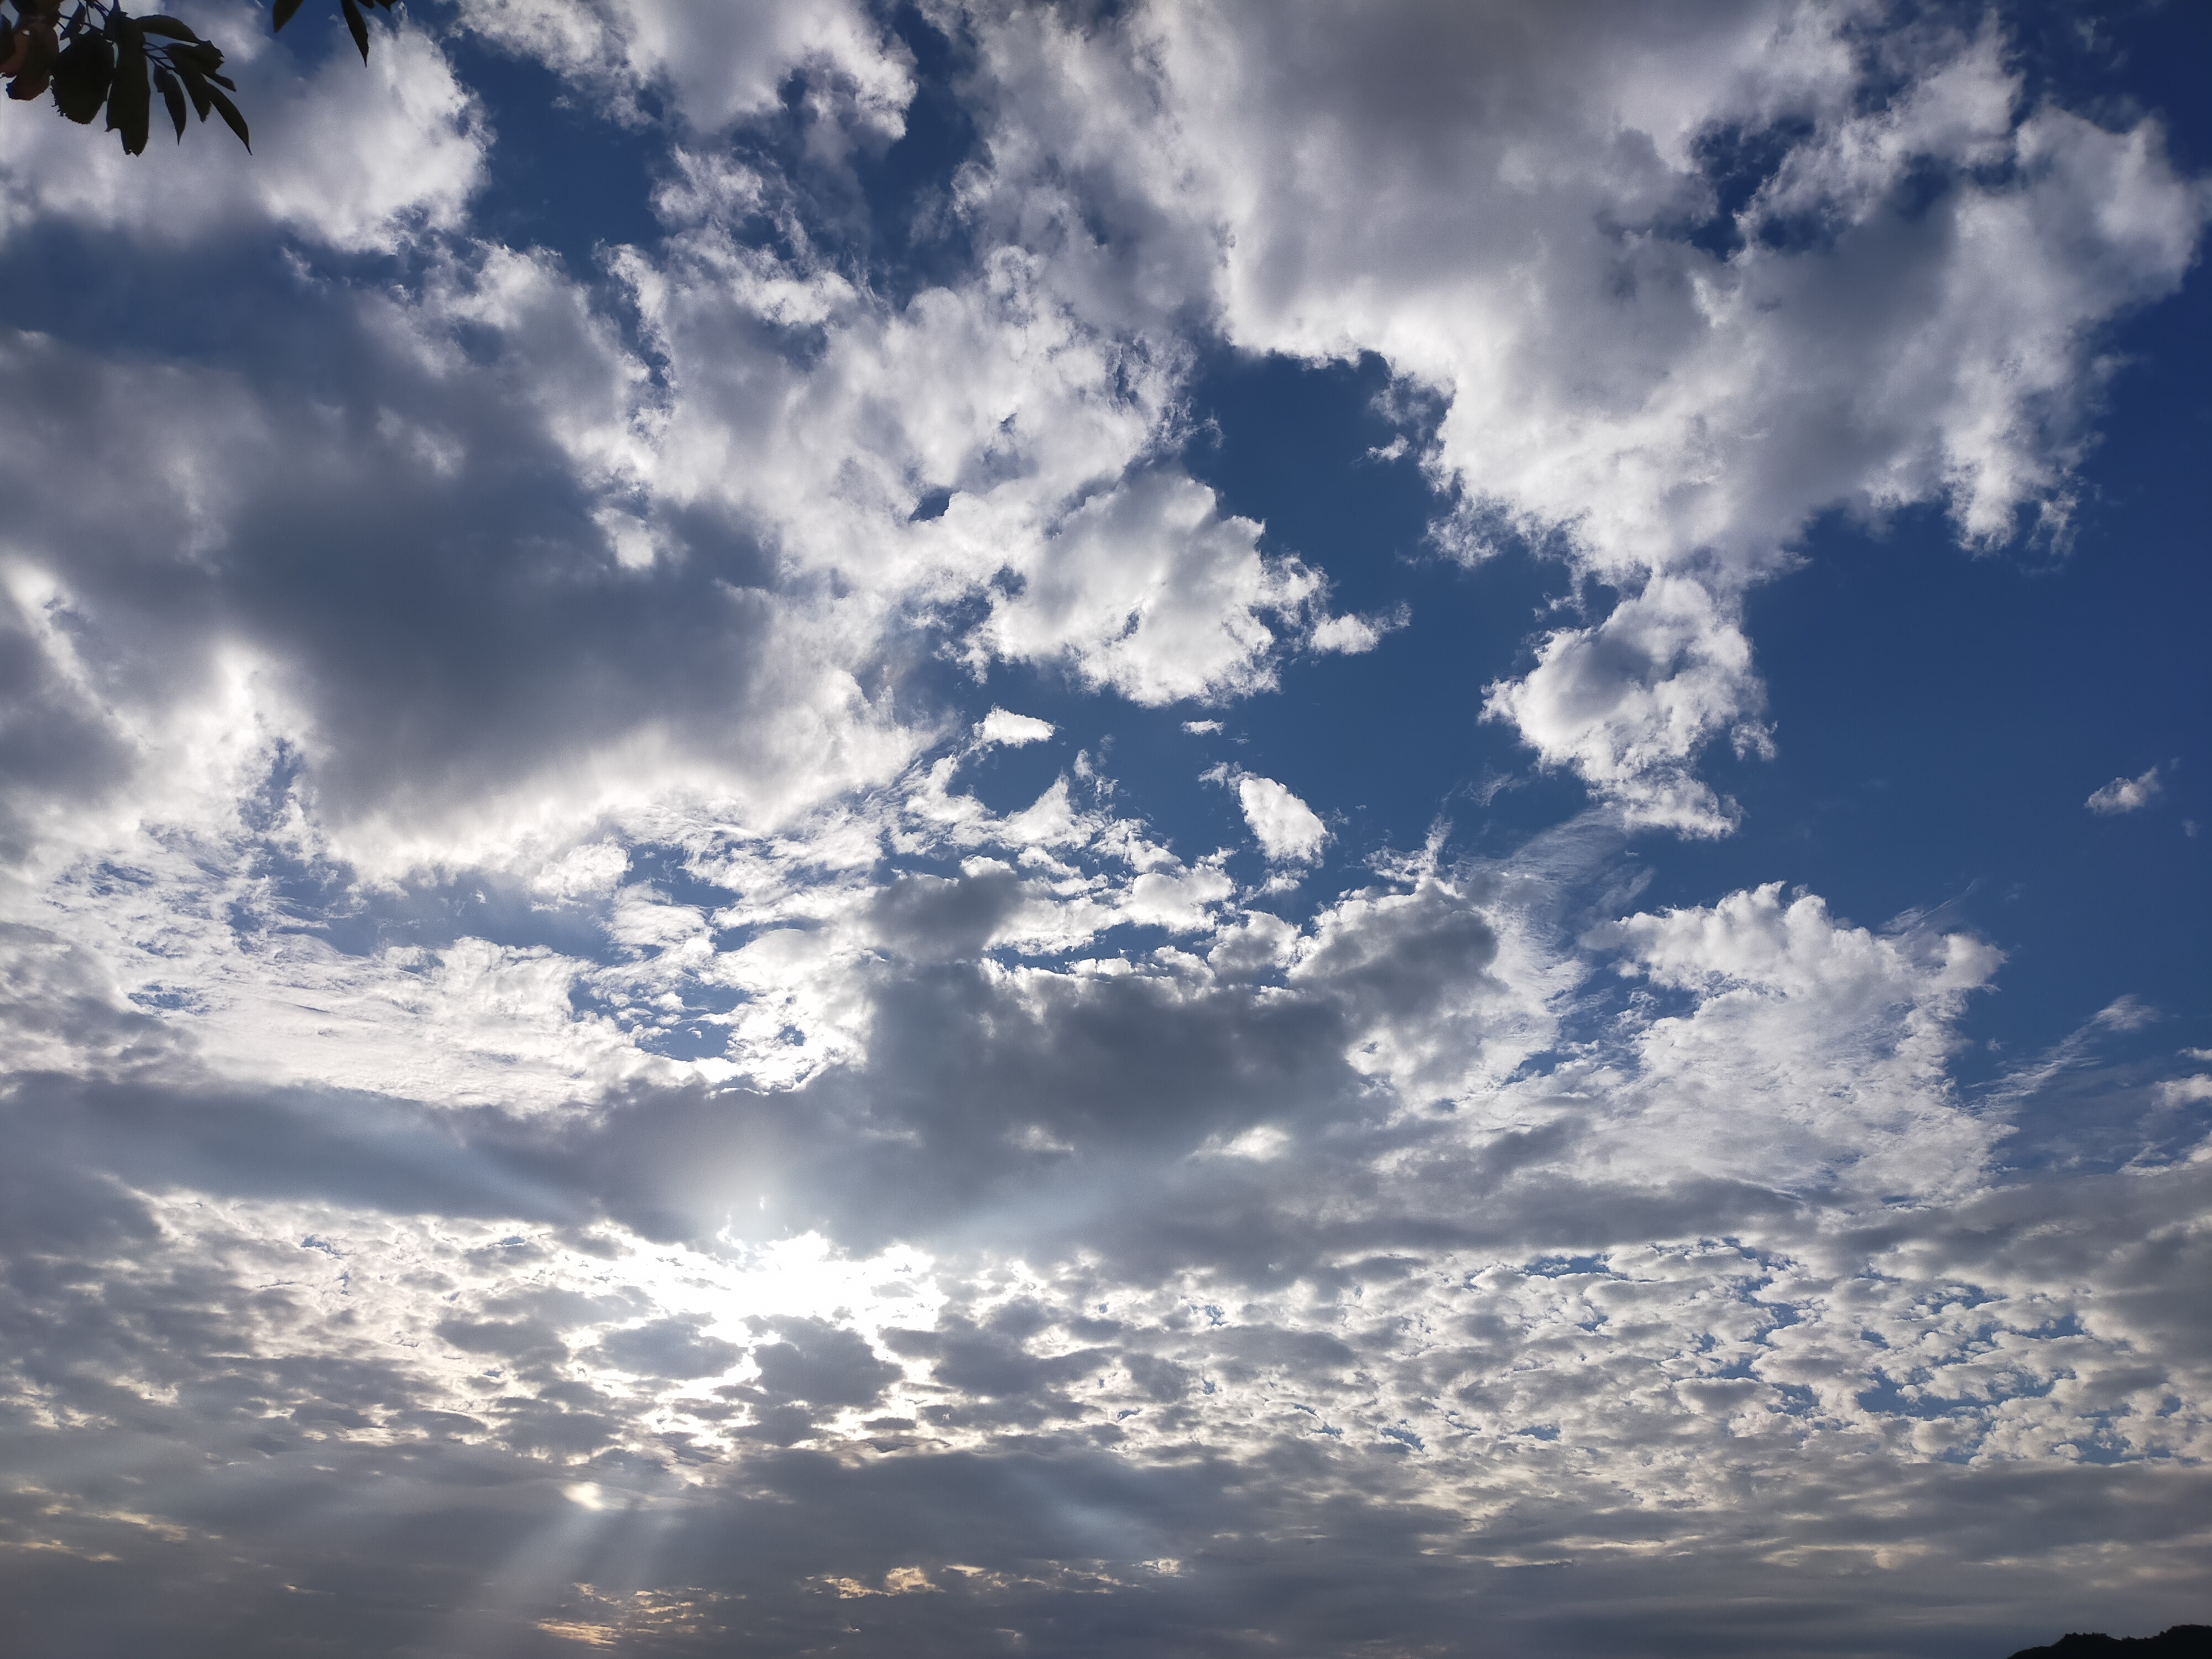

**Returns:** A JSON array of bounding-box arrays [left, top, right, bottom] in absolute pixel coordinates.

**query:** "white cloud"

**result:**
[[1231, 774, 1328, 864], [533, 840, 632, 901], [7, 848, 2205, 1647], [1482, 576, 1767, 837], [609, 191, 1332, 712], [1308, 608, 1401, 655], [2093, 994, 2158, 1031], [1584, 882, 2004, 1197], [462, 0, 914, 139], [3, 752, 2208, 1649], [962, 471, 1321, 705], [2086, 766, 2163, 815], [973, 708, 1055, 748], [1198, 1123, 1290, 1161]]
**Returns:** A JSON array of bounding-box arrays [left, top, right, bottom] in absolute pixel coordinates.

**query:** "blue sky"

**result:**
[[1, 3, 2207, 1655]]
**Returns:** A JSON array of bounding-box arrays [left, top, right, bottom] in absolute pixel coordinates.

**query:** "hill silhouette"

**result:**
[[2009, 1628, 2212, 1659]]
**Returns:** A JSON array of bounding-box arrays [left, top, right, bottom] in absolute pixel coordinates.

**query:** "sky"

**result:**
[[0, 2, 2208, 1655]]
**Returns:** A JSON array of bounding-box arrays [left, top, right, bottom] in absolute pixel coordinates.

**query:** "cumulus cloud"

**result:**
[[974, 708, 1055, 748], [966, 472, 1322, 705], [1228, 772, 1328, 864], [1483, 577, 1769, 836], [2086, 765, 2163, 814], [463, 0, 915, 139], [1584, 882, 2002, 1197]]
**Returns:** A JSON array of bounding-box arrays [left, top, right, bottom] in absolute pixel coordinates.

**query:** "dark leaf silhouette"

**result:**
[[173, 51, 211, 121], [204, 79, 246, 150], [337, 0, 366, 64], [3, 0, 394, 153], [151, 59, 180, 140], [48, 28, 109, 122], [105, 12, 148, 154]]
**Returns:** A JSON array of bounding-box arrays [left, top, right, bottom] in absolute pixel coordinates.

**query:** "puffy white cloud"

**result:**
[[973, 708, 1054, 748], [1229, 772, 1327, 864], [1583, 882, 2004, 1197], [534, 839, 632, 901], [2086, 765, 2163, 815], [963, 471, 1322, 705], [1482, 576, 1768, 836], [1288, 872, 1557, 1099], [463, 0, 914, 139], [1307, 607, 1400, 655], [604, 183, 1350, 714]]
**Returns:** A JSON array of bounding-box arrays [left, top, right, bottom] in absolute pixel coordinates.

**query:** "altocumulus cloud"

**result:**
[[0, 3, 2208, 1657]]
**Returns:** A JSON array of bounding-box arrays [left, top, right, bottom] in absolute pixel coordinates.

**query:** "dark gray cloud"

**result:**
[[599, 1317, 745, 1380], [750, 1316, 902, 1406], [2, 1411, 2206, 1659], [867, 870, 1027, 961], [0, 281, 835, 852]]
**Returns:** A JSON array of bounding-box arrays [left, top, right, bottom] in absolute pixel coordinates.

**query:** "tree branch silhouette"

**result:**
[[1, 0, 394, 154]]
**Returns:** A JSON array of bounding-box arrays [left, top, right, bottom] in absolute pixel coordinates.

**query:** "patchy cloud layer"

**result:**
[[952, 1, 2204, 830], [1, 2, 2206, 1656]]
